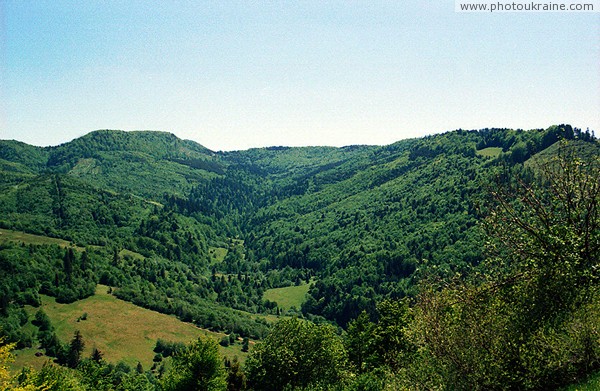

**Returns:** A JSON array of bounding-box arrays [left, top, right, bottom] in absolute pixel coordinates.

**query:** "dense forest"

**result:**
[[0, 125, 598, 390]]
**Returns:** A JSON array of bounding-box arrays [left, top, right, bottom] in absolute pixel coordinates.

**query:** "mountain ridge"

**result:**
[[1, 124, 596, 331]]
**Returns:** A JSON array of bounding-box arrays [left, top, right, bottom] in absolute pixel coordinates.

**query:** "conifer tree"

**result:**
[[67, 330, 84, 368]]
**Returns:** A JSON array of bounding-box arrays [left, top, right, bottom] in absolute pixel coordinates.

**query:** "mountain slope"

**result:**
[[0, 125, 595, 334]]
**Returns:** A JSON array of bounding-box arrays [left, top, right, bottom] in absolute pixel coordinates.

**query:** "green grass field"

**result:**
[[119, 248, 145, 260], [208, 247, 228, 263], [2, 228, 258, 371], [263, 283, 310, 312], [17, 285, 249, 371], [476, 147, 503, 158], [0, 228, 84, 251]]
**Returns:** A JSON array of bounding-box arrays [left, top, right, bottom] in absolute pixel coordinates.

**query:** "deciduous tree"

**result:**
[[245, 318, 347, 390], [162, 337, 227, 391]]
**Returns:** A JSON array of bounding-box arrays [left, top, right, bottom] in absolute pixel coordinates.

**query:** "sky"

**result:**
[[1, 1, 599, 151]]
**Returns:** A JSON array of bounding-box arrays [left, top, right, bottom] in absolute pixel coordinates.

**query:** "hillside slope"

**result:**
[[0, 125, 595, 334]]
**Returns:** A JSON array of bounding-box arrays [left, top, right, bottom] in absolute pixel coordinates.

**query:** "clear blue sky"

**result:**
[[1, 1, 599, 151]]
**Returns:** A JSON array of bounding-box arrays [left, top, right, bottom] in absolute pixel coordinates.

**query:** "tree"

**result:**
[[161, 337, 227, 391], [486, 141, 599, 320], [0, 337, 16, 391], [225, 356, 246, 391], [241, 337, 249, 353], [409, 140, 600, 390], [17, 362, 84, 390], [90, 347, 103, 363], [63, 248, 75, 279], [228, 333, 237, 345], [372, 299, 414, 371], [245, 318, 347, 390], [80, 250, 89, 271], [33, 309, 53, 332], [41, 332, 66, 362], [219, 336, 230, 347], [67, 330, 85, 368], [345, 300, 415, 375], [345, 311, 377, 373]]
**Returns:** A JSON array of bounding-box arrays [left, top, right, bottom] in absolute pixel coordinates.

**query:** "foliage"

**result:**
[[405, 140, 600, 390], [153, 339, 185, 358], [0, 337, 16, 391], [245, 318, 347, 390], [225, 356, 246, 391], [161, 337, 227, 391], [2, 126, 591, 335], [67, 330, 85, 368], [344, 299, 414, 374], [15, 358, 157, 391], [1, 126, 598, 390]]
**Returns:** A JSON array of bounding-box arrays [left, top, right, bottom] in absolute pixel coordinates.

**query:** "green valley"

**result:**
[[0, 125, 598, 390]]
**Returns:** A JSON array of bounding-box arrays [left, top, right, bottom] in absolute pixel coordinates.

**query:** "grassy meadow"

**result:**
[[0, 228, 84, 251], [209, 246, 228, 263], [263, 283, 310, 312], [17, 285, 249, 371], [476, 146, 503, 157]]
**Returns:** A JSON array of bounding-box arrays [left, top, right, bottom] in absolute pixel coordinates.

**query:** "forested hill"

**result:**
[[0, 125, 596, 335]]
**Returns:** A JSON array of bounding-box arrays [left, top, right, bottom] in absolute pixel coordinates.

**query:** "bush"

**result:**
[[219, 336, 230, 347]]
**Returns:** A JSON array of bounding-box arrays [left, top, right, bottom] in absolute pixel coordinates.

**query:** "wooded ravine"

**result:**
[[0, 125, 598, 390]]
